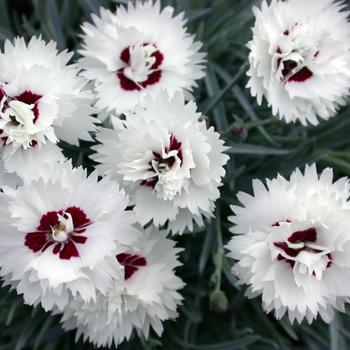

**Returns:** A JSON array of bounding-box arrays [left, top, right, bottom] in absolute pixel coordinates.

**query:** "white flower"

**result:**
[[79, 0, 205, 118], [0, 162, 140, 311], [226, 164, 350, 324], [0, 36, 97, 182], [60, 226, 184, 348], [247, 0, 350, 125], [91, 93, 229, 234]]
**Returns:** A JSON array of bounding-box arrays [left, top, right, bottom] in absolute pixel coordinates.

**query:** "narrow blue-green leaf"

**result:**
[[232, 85, 280, 147], [78, 0, 100, 15], [46, 0, 65, 48], [330, 312, 346, 350], [204, 62, 228, 131], [321, 155, 350, 176], [0, 25, 12, 41], [204, 62, 248, 116], [175, 335, 261, 350], [186, 8, 212, 24], [0, 0, 11, 30], [33, 316, 55, 348], [198, 220, 215, 274], [227, 143, 291, 155]]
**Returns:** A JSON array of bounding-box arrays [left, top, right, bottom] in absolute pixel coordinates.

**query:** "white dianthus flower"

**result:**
[[91, 92, 229, 234], [0, 36, 97, 182], [60, 227, 184, 348], [0, 162, 140, 311], [79, 0, 205, 118], [247, 0, 350, 125], [226, 164, 350, 323]]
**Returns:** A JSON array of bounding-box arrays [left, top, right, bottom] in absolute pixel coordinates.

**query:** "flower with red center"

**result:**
[[117, 43, 164, 91], [0, 162, 140, 312], [247, 0, 350, 125], [79, 0, 205, 118], [226, 164, 350, 324], [0, 36, 97, 185], [60, 227, 184, 348], [272, 226, 333, 275], [25, 207, 90, 260], [91, 92, 229, 234]]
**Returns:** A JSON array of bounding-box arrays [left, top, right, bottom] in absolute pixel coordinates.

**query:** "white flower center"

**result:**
[[123, 43, 157, 85], [51, 213, 74, 243], [153, 149, 184, 201], [286, 240, 331, 279], [0, 96, 57, 149]]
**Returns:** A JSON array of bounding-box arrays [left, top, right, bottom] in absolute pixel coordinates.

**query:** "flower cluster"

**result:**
[[0, 0, 228, 347], [0, 0, 350, 347]]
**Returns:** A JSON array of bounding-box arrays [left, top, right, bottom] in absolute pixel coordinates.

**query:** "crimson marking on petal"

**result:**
[[65, 207, 90, 228], [287, 228, 317, 243], [272, 219, 291, 227], [71, 235, 88, 244], [15, 91, 42, 123], [116, 253, 147, 280], [25, 207, 91, 260], [59, 240, 80, 260], [287, 67, 313, 83], [24, 232, 50, 252], [120, 47, 130, 64], [37, 211, 61, 232], [141, 177, 158, 188], [167, 135, 183, 164], [53, 243, 61, 255], [273, 242, 302, 258]]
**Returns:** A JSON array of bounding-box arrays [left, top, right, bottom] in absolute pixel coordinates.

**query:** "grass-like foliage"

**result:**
[[0, 0, 350, 349]]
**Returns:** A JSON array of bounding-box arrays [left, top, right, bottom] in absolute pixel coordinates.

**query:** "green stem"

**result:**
[[213, 204, 224, 292]]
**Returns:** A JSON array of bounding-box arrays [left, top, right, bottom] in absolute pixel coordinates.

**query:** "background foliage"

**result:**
[[1, 0, 350, 349]]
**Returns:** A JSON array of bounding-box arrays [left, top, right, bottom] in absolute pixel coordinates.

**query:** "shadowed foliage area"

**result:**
[[0, 0, 350, 349]]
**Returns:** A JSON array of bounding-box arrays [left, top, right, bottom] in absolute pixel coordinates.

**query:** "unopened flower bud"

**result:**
[[210, 290, 228, 313], [230, 121, 248, 143]]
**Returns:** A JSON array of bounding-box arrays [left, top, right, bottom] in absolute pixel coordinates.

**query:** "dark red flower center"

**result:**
[[141, 134, 183, 189], [116, 43, 164, 91], [116, 253, 147, 280], [276, 44, 313, 83], [25, 207, 91, 260], [280, 60, 313, 83], [273, 227, 332, 270]]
